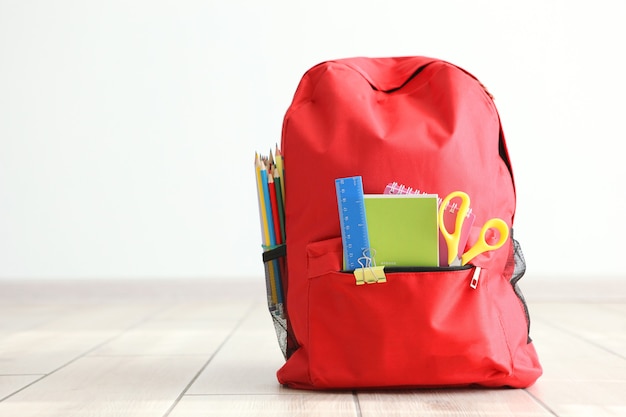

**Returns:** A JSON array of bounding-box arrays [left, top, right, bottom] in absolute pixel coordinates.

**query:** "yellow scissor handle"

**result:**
[[438, 191, 471, 266], [461, 217, 510, 266]]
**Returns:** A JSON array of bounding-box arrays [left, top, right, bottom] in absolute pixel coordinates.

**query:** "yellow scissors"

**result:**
[[439, 191, 510, 266]]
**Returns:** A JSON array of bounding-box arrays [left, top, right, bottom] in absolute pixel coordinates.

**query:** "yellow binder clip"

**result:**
[[353, 249, 386, 285]]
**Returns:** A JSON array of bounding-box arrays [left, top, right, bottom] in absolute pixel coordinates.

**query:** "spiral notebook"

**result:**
[[384, 182, 475, 266]]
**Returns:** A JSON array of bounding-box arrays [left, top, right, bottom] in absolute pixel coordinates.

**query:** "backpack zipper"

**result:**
[[470, 266, 481, 289], [341, 264, 481, 289], [341, 265, 471, 273]]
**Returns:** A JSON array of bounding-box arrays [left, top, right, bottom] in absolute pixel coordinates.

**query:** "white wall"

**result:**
[[1, 0, 624, 281]]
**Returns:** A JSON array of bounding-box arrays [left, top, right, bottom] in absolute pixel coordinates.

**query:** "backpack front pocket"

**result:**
[[305, 238, 514, 389]]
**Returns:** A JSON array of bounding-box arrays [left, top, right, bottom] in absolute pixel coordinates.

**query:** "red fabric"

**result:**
[[277, 57, 542, 389]]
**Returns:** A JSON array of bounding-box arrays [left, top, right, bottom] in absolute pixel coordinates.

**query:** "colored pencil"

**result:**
[[268, 170, 282, 245], [255, 154, 270, 246], [264, 259, 277, 307], [273, 169, 286, 243], [275, 144, 285, 204], [260, 160, 276, 246]]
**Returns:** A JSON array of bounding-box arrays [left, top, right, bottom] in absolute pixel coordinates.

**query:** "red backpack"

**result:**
[[263, 56, 542, 389]]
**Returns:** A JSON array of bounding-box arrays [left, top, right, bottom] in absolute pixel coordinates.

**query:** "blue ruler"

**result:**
[[335, 176, 370, 270]]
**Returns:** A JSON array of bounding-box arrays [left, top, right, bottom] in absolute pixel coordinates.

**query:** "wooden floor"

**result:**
[[0, 278, 624, 417]]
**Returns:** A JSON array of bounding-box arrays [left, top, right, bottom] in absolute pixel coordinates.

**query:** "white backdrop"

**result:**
[[1, 1, 624, 281]]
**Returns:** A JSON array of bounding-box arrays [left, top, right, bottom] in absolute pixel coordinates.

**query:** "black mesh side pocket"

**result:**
[[504, 232, 532, 342], [262, 245, 298, 359]]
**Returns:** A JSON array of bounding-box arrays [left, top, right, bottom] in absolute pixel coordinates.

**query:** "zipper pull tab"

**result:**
[[470, 266, 481, 289]]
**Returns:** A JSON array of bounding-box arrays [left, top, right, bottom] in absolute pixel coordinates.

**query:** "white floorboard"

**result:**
[[0, 277, 624, 417]]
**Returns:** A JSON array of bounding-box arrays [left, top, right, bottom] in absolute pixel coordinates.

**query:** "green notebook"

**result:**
[[363, 194, 439, 267]]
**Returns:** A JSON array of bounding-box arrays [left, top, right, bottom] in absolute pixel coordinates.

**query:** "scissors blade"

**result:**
[[449, 258, 462, 267]]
